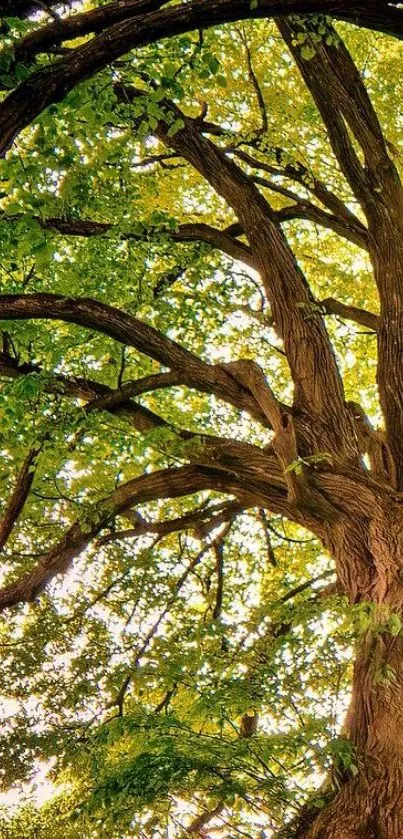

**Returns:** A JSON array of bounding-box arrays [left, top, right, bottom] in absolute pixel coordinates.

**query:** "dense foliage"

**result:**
[[1, 3, 403, 837]]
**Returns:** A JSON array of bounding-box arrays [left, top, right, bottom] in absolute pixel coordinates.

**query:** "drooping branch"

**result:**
[[0, 440, 313, 611], [5, 358, 341, 532]]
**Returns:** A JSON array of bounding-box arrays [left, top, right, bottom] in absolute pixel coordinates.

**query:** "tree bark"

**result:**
[[295, 501, 403, 838], [302, 634, 403, 838]]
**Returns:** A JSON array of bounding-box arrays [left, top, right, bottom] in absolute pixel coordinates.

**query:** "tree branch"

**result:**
[[236, 25, 268, 134], [97, 500, 241, 545], [0, 293, 271, 425], [0, 446, 41, 551], [229, 145, 365, 229], [13, 0, 169, 63], [0, 464, 228, 610], [277, 18, 372, 210], [320, 297, 378, 332], [0, 213, 254, 268], [2, 1, 403, 157], [275, 203, 368, 250], [128, 89, 356, 459]]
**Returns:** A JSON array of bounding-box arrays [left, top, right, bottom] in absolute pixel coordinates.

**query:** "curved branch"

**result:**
[[237, 25, 268, 133], [0, 214, 254, 268], [0, 293, 270, 425], [14, 0, 169, 63], [2, 1, 403, 157], [229, 146, 365, 228], [0, 449, 305, 611], [0, 465, 226, 610]]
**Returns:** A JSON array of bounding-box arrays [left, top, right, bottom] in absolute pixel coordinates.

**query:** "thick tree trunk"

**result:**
[[302, 507, 403, 838], [304, 636, 403, 838]]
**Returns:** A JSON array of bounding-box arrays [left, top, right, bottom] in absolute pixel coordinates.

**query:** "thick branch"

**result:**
[[277, 19, 372, 210], [0, 293, 269, 425], [2, 2, 403, 157], [0, 446, 310, 611], [321, 298, 378, 331], [278, 17, 403, 220], [129, 89, 356, 458], [14, 0, 169, 63]]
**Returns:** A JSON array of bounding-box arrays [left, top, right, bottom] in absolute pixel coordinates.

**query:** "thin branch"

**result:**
[[97, 500, 241, 545], [258, 508, 277, 566], [110, 525, 231, 712], [0, 465, 227, 611], [0, 446, 41, 551], [275, 203, 368, 250], [228, 146, 367, 228], [237, 25, 268, 133]]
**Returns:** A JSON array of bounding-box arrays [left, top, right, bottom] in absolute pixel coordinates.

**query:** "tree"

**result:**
[[1, 2, 403, 837]]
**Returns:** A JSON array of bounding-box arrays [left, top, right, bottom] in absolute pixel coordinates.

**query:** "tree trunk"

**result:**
[[302, 504, 403, 838]]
